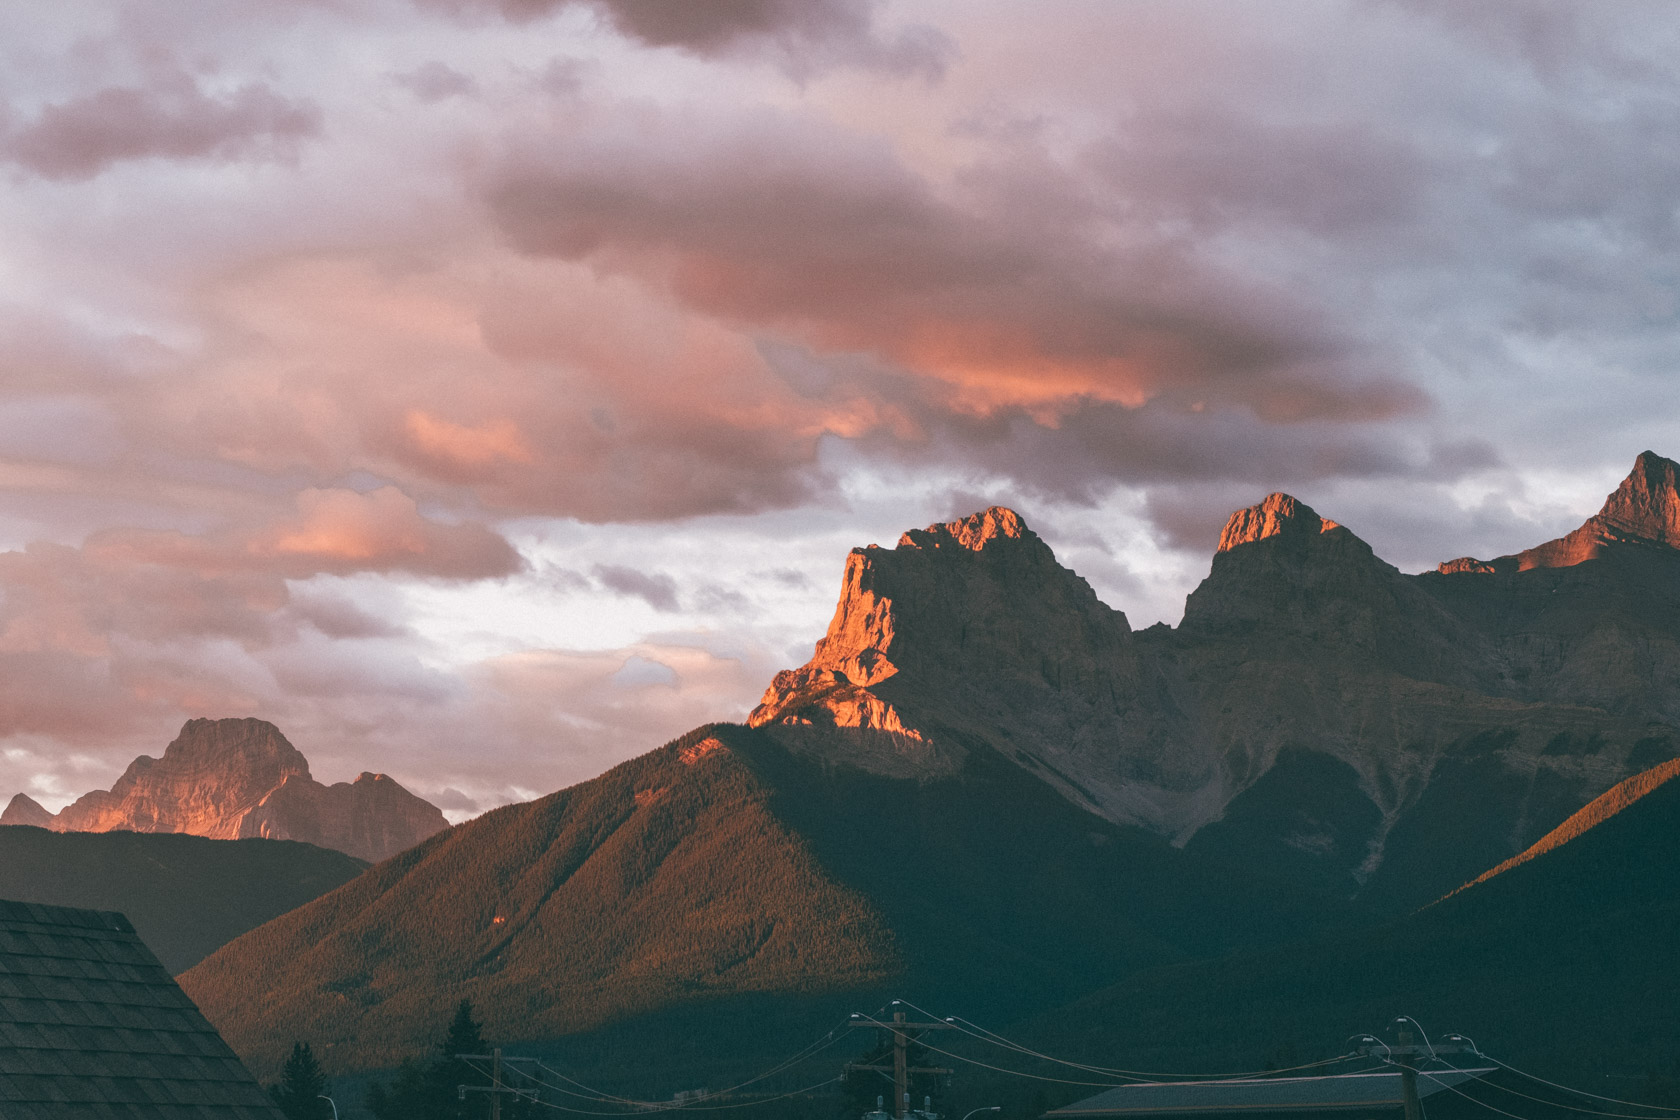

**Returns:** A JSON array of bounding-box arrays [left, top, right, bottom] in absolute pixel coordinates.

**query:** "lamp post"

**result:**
[[317, 1095, 339, 1120], [960, 1107, 1002, 1120]]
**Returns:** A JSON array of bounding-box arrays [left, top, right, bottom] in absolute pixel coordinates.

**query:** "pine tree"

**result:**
[[368, 1000, 518, 1120], [270, 1041, 331, 1120]]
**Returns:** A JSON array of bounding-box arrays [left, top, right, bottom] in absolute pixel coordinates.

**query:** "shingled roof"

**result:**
[[0, 898, 285, 1119]]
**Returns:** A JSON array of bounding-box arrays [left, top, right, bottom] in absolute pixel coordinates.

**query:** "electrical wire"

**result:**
[[1404, 1062, 1542, 1120], [885, 999, 1364, 1081], [462, 1005, 879, 1113], [850, 1015, 1385, 1092], [466, 1063, 843, 1116], [1485, 1056, 1680, 1114], [1468, 1072, 1680, 1119]]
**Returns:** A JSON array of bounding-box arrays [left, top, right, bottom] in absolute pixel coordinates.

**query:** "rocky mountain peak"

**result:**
[[896, 505, 1028, 553], [9, 718, 448, 862], [159, 717, 312, 782], [1438, 451, 1680, 573], [0, 793, 52, 827], [1597, 450, 1680, 545], [1216, 493, 1341, 552]]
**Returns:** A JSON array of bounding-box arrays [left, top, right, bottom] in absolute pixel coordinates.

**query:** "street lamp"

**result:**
[[960, 1107, 1002, 1120], [317, 1095, 339, 1120]]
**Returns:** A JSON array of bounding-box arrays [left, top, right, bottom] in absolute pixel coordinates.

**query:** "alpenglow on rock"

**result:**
[[751, 456, 1680, 897], [1440, 450, 1680, 572], [2, 718, 448, 862]]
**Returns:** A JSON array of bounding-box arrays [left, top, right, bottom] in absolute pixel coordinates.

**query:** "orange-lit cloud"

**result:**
[[403, 411, 535, 476]]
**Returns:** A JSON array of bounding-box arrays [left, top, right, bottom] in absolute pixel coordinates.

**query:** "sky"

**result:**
[[2, 0, 1678, 819]]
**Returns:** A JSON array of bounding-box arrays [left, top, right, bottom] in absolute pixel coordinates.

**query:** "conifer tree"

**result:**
[[270, 1041, 331, 1120], [368, 1000, 536, 1119]]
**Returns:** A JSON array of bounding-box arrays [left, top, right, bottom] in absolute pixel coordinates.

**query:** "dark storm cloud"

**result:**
[[3, 71, 321, 180]]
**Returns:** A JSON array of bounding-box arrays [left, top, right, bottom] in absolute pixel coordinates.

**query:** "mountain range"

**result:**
[[179, 452, 1680, 1086], [2, 717, 448, 862]]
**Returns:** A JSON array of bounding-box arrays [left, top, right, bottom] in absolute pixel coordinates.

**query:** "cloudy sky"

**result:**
[[2, 0, 1677, 818]]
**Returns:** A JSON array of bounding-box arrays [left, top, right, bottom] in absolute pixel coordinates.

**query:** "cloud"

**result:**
[[415, 0, 951, 78], [393, 61, 479, 103], [3, 70, 320, 180], [592, 564, 681, 612], [4, 0, 1680, 820], [486, 106, 1425, 435], [261, 487, 523, 580]]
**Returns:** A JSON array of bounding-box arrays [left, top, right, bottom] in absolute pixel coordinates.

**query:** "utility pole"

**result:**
[[847, 1009, 956, 1120], [1355, 1021, 1480, 1120], [457, 1049, 538, 1117], [1395, 1031, 1422, 1120]]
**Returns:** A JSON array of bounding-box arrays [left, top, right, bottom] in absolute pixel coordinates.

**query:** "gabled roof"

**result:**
[[0, 898, 285, 1120], [1048, 1066, 1494, 1117]]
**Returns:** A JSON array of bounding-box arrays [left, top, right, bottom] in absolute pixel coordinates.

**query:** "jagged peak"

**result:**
[[896, 506, 1030, 553], [1597, 450, 1680, 543], [163, 717, 310, 775], [1216, 493, 1341, 553], [1, 792, 53, 827], [1436, 451, 1680, 574]]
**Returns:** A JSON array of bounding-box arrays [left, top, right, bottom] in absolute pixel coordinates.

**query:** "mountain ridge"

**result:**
[[183, 451, 1680, 1083], [750, 455, 1680, 876], [2, 717, 448, 862]]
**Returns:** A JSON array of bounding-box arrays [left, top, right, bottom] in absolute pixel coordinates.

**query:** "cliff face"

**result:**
[[751, 456, 1680, 902], [1440, 449, 1680, 572], [15, 718, 448, 862], [748, 507, 1188, 828]]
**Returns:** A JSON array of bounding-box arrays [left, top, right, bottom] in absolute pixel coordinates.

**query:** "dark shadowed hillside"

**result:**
[[0, 827, 365, 972], [992, 753, 1680, 1107]]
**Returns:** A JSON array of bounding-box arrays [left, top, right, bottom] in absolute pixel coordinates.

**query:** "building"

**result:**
[[1047, 1064, 1495, 1120], [0, 897, 285, 1119]]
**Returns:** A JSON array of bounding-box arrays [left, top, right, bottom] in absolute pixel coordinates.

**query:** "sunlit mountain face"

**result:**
[[184, 457, 1680, 1085], [3, 3, 1680, 821]]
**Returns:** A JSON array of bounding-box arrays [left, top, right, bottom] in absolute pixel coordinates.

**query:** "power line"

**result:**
[[465, 1062, 843, 1117], [1468, 1072, 1680, 1119], [1404, 1062, 1542, 1120], [892, 997, 1363, 1081], [852, 1020, 1337, 1090], [464, 1006, 875, 1113], [1485, 1056, 1680, 1114]]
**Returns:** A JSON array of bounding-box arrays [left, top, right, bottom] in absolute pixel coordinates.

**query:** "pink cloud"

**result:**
[[4, 70, 321, 180], [261, 487, 523, 580], [486, 108, 1425, 429], [414, 0, 949, 77]]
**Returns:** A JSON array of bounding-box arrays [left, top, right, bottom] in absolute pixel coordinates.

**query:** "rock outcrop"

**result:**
[[12, 718, 448, 862], [1440, 449, 1680, 572], [749, 507, 1181, 825], [1, 793, 53, 827], [751, 456, 1680, 901]]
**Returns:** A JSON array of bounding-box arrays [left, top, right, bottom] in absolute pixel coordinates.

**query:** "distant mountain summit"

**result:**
[[1214, 492, 1340, 551], [1, 718, 447, 862], [1, 793, 52, 827], [1441, 449, 1680, 572]]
